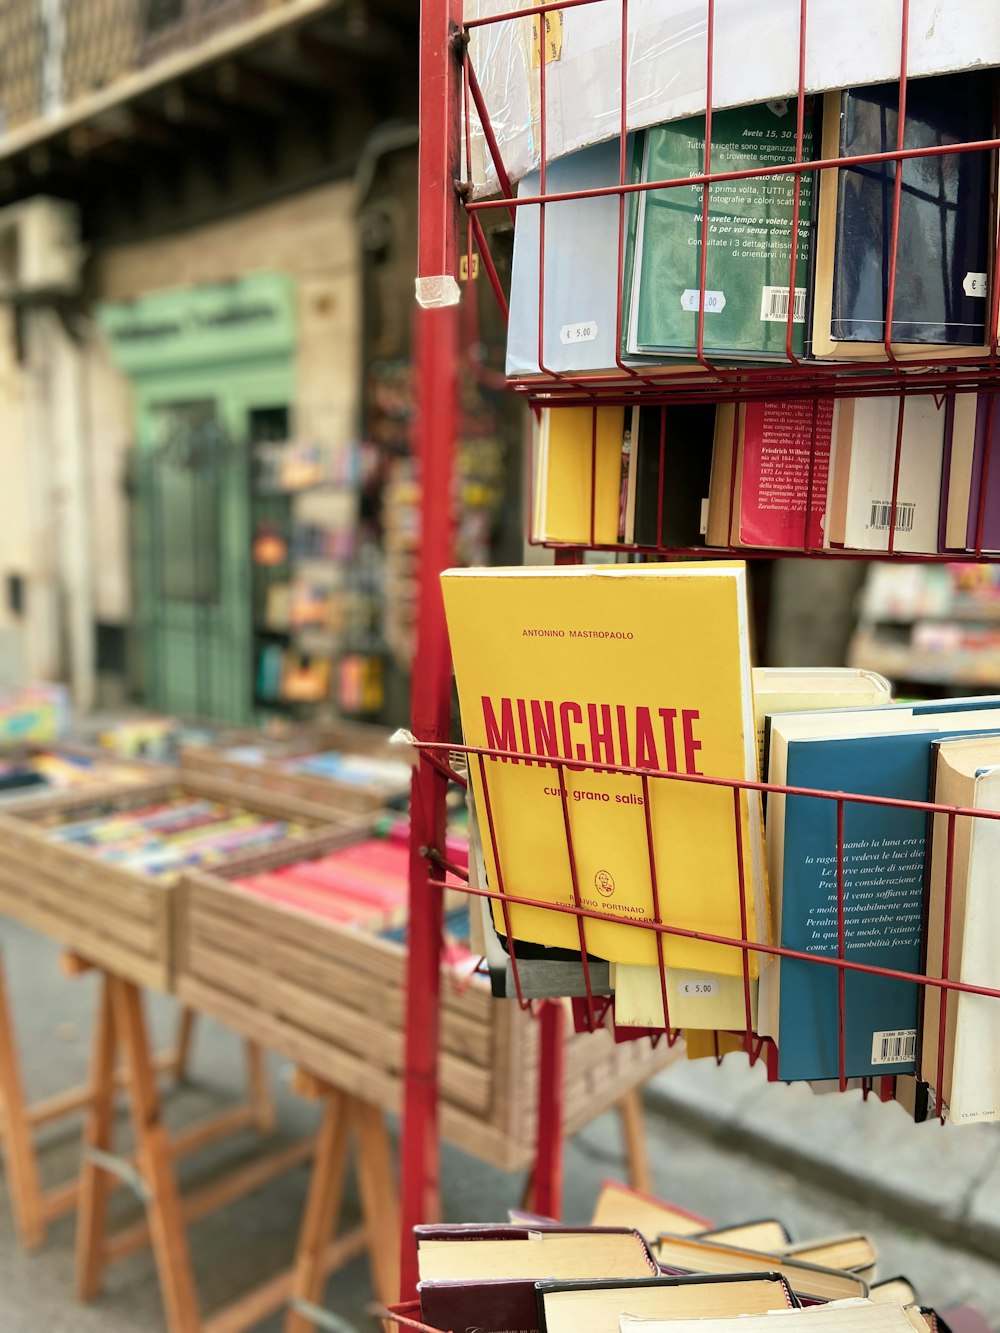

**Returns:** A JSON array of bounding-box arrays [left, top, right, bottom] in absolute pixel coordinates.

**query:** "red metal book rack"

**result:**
[[401, 0, 1000, 1307]]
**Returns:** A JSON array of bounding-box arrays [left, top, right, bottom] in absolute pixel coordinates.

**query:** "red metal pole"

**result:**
[[400, 0, 464, 1302], [533, 1000, 566, 1219]]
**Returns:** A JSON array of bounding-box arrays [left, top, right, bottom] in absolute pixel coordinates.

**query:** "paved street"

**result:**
[[0, 918, 997, 1331]]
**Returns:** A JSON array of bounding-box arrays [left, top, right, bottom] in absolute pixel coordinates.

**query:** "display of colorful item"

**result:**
[[0, 684, 70, 744], [281, 750, 410, 790], [0, 750, 148, 799], [217, 743, 411, 795], [232, 827, 472, 952], [45, 796, 308, 880], [95, 717, 216, 762]]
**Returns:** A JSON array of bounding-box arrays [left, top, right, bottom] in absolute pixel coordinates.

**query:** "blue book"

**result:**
[[813, 72, 993, 359], [766, 699, 1000, 1082], [506, 137, 640, 378]]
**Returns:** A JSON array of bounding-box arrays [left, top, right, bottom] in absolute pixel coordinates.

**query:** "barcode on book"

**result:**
[[759, 285, 806, 323], [869, 500, 916, 533], [871, 1029, 916, 1065]]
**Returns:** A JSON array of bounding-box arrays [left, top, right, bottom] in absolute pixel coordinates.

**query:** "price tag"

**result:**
[[964, 272, 987, 298], [560, 321, 598, 344], [677, 976, 720, 997], [680, 289, 726, 313], [530, 10, 563, 66]]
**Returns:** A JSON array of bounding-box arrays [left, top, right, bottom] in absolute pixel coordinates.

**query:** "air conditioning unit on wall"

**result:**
[[0, 196, 83, 300]]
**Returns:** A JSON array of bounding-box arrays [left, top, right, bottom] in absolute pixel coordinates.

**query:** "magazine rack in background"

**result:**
[[402, 0, 1000, 1308]]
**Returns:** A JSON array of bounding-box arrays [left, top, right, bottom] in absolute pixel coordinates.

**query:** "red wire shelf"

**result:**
[[399, 0, 1000, 1297], [412, 738, 1000, 1121], [460, 0, 1000, 396], [523, 394, 1000, 562], [458, 0, 1000, 561]]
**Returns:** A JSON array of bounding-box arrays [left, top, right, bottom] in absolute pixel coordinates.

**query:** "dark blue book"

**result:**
[[815, 72, 993, 355], [767, 699, 1000, 1082], [632, 404, 716, 549]]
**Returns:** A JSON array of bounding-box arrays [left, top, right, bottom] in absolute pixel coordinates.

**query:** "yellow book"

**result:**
[[614, 962, 757, 1032], [701, 1219, 792, 1250], [590, 1178, 710, 1237], [683, 1029, 747, 1061], [535, 405, 626, 544], [751, 666, 892, 776], [442, 562, 766, 972]]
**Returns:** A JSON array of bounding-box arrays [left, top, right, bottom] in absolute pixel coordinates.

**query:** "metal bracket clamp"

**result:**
[[287, 1300, 360, 1333], [82, 1146, 153, 1204]]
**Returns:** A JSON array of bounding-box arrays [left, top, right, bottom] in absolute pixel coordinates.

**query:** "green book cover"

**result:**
[[625, 100, 815, 360]]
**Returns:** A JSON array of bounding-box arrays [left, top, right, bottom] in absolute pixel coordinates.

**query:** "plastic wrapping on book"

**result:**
[[460, 0, 1000, 563], [411, 736, 1000, 1117]]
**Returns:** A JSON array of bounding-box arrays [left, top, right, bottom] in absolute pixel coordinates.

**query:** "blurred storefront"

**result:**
[[0, 1, 521, 726]]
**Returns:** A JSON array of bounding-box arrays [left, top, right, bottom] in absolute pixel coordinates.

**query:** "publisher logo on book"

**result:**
[[595, 869, 615, 897]]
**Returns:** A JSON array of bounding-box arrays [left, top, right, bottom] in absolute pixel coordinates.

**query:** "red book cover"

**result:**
[[235, 873, 381, 926], [420, 1278, 542, 1333], [336, 840, 410, 871], [282, 870, 405, 913], [279, 859, 408, 909], [738, 398, 834, 549]]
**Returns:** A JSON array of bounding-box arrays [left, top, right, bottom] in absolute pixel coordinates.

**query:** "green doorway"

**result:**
[[100, 274, 295, 724]]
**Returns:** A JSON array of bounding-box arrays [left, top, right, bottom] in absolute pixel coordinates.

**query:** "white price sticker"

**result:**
[[964, 272, 988, 298], [871, 1028, 916, 1065], [680, 289, 726, 313], [677, 976, 720, 998], [560, 321, 599, 344]]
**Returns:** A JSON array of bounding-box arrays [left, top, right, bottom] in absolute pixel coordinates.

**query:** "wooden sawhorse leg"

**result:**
[[617, 1087, 651, 1194], [174, 1006, 197, 1081], [0, 953, 45, 1249], [76, 975, 121, 1301], [77, 972, 201, 1332], [172, 1001, 274, 1136], [283, 1072, 399, 1333], [76, 977, 320, 1333], [282, 1086, 353, 1333]]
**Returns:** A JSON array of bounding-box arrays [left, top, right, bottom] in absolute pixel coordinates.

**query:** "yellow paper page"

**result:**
[[614, 962, 758, 1031]]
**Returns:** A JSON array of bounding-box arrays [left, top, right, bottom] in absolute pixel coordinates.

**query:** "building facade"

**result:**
[[0, 0, 427, 723]]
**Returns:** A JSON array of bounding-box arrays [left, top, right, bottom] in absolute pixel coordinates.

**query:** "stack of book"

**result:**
[[412, 1179, 951, 1333], [509, 73, 995, 380], [532, 393, 1000, 558], [0, 683, 70, 745], [443, 562, 1000, 1125], [0, 750, 144, 799], [44, 795, 313, 881], [230, 823, 471, 940], [280, 749, 411, 791]]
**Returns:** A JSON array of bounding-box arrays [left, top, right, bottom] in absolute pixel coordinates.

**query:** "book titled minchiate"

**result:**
[[442, 563, 766, 972], [813, 71, 993, 359], [625, 100, 816, 360]]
